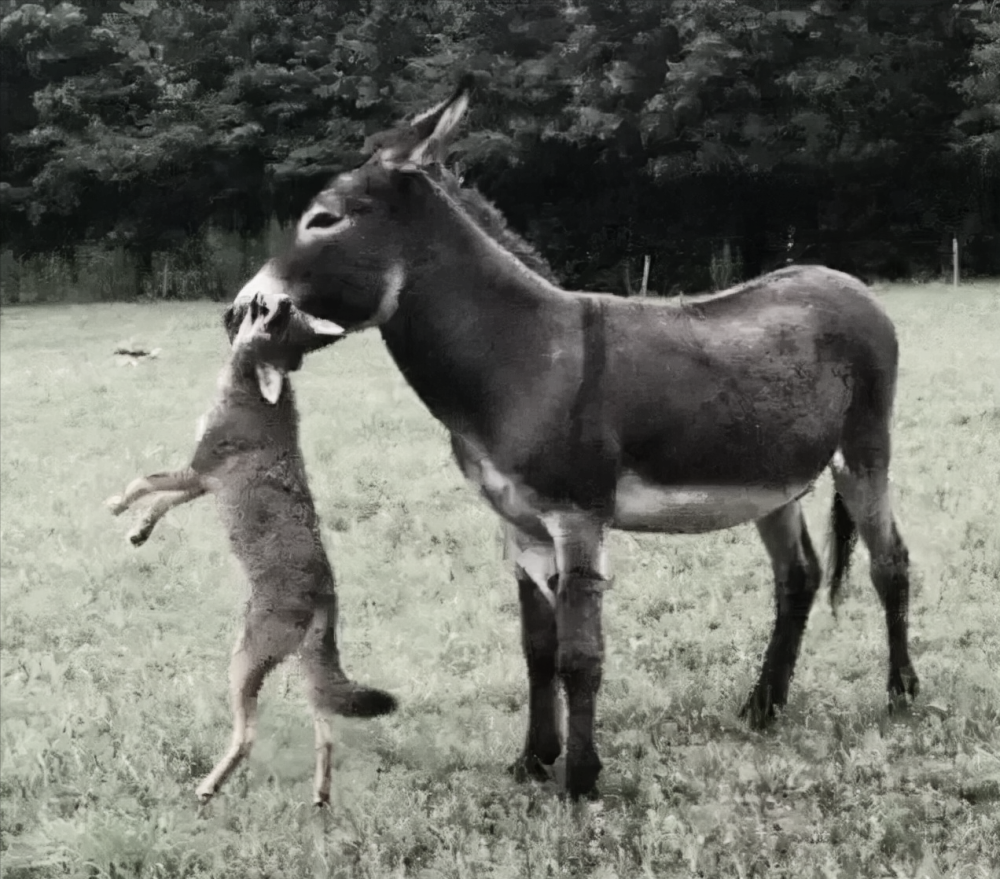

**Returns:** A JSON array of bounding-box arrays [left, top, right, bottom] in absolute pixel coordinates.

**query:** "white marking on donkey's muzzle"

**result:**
[[233, 260, 286, 308]]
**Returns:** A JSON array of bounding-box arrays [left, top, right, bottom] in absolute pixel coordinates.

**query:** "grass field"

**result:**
[[2, 282, 999, 879]]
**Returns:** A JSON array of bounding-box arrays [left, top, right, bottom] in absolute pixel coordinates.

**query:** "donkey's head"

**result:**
[[229, 76, 477, 332], [226, 291, 344, 404]]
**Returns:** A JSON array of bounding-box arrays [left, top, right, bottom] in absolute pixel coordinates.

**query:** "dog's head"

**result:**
[[225, 291, 344, 404]]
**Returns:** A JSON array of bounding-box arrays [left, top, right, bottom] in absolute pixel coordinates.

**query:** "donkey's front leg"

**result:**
[[545, 513, 608, 800], [511, 572, 562, 781], [507, 527, 562, 782]]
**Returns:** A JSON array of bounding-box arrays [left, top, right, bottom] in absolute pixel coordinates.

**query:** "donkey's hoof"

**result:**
[[887, 665, 920, 714], [560, 784, 602, 804], [313, 791, 331, 808], [194, 783, 215, 804], [739, 687, 779, 731], [564, 747, 602, 801], [106, 495, 126, 515], [889, 664, 920, 701], [508, 752, 553, 784]]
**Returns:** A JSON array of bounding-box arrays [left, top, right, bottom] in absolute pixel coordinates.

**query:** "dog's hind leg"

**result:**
[[311, 715, 335, 807], [298, 598, 397, 806], [195, 607, 309, 803]]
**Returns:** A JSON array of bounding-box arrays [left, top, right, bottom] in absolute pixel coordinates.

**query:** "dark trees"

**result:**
[[1, 0, 997, 292]]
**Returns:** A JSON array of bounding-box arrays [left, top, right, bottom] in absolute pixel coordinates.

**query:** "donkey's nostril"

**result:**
[[305, 211, 341, 230]]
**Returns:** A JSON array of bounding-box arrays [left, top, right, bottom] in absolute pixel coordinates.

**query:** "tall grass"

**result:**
[[709, 240, 744, 291], [0, 222, 290, 305]]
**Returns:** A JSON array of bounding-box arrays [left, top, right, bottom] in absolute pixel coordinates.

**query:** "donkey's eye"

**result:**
[[305, 211, 342, 230]]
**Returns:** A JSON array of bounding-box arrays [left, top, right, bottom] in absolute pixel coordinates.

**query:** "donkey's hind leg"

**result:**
[[195, 607, 309, 803], [831, 459, 919, 705], [741, 501, 822, 729]]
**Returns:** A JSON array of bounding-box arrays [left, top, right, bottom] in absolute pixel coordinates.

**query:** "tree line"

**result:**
[[1, 0, 997, 297]]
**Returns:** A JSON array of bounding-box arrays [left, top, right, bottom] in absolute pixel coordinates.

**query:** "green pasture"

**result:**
[[1, 282, 998, 878]]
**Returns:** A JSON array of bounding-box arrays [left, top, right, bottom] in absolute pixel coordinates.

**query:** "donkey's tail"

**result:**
[[827, 489, 858, 611]]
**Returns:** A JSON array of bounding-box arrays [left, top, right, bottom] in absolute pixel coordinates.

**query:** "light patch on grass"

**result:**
[[1, 283, 999, 877]]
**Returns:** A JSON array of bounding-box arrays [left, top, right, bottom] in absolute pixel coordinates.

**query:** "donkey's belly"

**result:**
[[612, 471, 811, 533]]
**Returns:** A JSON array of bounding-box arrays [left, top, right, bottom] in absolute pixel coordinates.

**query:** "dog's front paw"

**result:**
[[106, 495, 127, 515]]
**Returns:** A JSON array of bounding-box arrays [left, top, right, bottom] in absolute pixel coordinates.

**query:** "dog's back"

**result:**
[[194, 346, 334, 600]]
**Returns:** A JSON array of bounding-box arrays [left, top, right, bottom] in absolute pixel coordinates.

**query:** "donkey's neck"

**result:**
[[378, 185, 571, 441]]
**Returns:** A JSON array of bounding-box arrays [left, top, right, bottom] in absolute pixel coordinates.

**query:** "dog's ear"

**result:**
[[255, 363, 284, 405], [299, 312, 345, 342]]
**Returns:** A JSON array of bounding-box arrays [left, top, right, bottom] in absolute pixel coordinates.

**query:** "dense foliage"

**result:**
[[1, 0, 998, 295]]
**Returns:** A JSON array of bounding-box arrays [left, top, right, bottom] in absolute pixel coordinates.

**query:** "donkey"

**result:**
[[106, 292, 397, 805], [229, 77, 918, 800]]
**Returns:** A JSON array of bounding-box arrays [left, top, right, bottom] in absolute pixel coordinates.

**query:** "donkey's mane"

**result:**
[[433, 167, 561, 285], [362, 120, 559, 284]]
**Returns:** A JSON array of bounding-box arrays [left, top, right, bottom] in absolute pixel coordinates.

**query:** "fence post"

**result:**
[[953, 237, 959, 289], [640, 254, 651, 297]]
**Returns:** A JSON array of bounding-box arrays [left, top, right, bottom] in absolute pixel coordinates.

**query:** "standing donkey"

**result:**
[[107, 292, 397, 805], [230, 77, 918, 800]]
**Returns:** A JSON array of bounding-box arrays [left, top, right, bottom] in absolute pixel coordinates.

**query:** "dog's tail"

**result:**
[[299, 603, 397, 718]]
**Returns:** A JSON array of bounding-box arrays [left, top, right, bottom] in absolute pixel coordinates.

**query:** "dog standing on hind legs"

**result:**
[[106, 292, 397, 806]]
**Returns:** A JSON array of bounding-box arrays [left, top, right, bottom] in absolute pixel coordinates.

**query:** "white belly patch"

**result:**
[[613, 472, 811, 533]]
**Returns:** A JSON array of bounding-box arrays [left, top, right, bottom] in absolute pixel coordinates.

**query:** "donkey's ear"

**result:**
[[378, 74, 475, 168], [255, 363, 284, 405]]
